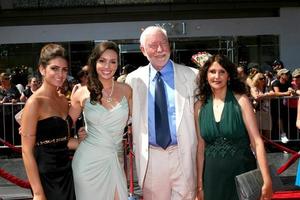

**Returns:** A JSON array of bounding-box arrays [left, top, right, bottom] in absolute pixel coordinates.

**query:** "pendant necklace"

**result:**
[[103, 79, 114, 103]]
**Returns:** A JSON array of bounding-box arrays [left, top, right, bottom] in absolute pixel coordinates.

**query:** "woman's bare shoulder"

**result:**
[[22, 93, 46, 119], [25, 92, 46, 107], [73, 86, 89, 99], [233, 93, 251, 108], [194, 100, 203, 114], [117, 81, 132, 90], [116, 82, 132, 97]]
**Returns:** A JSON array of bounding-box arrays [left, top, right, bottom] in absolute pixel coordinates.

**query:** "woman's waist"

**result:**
[[85, 131, 124, 142], [35, 147, 71, 173], [205, 137, 252, 157], [86, 128, 125, 137], [80, 138, 124, 152], [35, 136, 68, 146]]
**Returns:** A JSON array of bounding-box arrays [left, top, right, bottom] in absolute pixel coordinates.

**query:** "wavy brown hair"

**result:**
[[195, 54, 247, 103], [87, 41, 119, 105]]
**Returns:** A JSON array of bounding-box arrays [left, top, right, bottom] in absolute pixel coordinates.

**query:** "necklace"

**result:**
[[213, 99, 224, 110], [102, 79, 114, 103]]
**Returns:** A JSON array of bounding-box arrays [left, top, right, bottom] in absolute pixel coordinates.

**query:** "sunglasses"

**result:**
[[259, 77, 265, 80]]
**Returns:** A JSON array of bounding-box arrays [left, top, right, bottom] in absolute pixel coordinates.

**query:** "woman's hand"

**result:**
[[33, 193, 46, 200], [77, 127, 87, 143], [260, 182, 273, 200], [196, 189, 204, 200], [18, 126, 22, 135]]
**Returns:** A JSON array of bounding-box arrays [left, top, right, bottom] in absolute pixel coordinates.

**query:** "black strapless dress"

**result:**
[[35, 116, 76, 200]]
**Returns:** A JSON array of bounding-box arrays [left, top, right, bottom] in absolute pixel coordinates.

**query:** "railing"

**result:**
[[0, 102, 80, 148], [253, 96, 299, 142], [1, 96, 300, 148], [0, 102, 24, 148]]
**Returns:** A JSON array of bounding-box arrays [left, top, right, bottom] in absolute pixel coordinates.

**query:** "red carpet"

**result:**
[[272, 191, 300, 199]]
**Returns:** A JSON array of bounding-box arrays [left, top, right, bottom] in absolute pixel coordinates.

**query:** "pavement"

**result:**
[[0, 158, 32, 200], [0, 152, 299, 200]]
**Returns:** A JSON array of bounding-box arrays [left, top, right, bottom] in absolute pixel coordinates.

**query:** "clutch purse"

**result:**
[[235, 165, 282, 200], [235, 168, 263, 200], [14, 108, 23, 125]]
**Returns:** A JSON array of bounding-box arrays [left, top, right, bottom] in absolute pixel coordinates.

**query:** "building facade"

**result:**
[[0, 1, 299, 76]]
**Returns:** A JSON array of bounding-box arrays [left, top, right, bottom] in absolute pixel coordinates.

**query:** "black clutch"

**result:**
[[235, 168, 262, 200], [235, 165, 282, 200]]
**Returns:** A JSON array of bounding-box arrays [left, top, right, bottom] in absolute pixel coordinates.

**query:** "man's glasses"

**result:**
[[259, 77, 265, 80]]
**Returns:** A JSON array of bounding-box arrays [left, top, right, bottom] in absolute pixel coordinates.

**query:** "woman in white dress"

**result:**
[[69, 41, 132, 200]]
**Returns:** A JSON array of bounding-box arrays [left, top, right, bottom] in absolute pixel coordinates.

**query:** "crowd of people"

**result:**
[[1, 25, 300, 200], [240, 60, 300, 142]]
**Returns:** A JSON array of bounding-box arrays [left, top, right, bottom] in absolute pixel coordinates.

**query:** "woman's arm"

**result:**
[[70, 84, 80, 99], [123, 83, 133, 119], [21, 98, 46, 200], [123, 83, 133, 154], [68, 87, 88, 147], [69, 87, 86, 125], [251, 87, 275, 100], [273, 86, 292, 96], [120, 83, 132, 137], [67, 137, 80, 150], [238, 94, 273, 200], [250, 87, 260, 100], [194, 101, 205, 200], [20, 92, 27, 102], [296, 98, 300, 129]]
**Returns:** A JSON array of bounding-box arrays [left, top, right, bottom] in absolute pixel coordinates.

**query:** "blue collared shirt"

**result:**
[[148, 60, 177, 146]]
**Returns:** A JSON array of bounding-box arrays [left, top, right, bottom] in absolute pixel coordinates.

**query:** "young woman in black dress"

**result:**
[[21, 43, 77, 200]]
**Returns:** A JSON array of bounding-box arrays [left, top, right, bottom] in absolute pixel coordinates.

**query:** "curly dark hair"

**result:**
[[87, 41, 119, 105], [195, 54, 247, 103]]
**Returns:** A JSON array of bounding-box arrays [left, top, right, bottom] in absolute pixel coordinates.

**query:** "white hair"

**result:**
[[139, 26, 168, 47]]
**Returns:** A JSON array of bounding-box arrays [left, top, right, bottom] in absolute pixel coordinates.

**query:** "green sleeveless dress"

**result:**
[[199, 89, 256, 200]]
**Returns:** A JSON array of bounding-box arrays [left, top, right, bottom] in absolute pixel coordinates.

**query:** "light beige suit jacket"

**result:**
[[126, 61, 198, 192]]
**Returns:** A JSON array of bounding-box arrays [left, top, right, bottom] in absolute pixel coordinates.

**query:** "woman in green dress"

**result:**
[[194, 54, 272, 200]]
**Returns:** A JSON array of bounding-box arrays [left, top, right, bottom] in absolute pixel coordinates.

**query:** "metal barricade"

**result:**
[[1, 96, 300, 149], [0, 102, 24, 148], [0, 102, 84, 149], [253, 96, 299, 142]]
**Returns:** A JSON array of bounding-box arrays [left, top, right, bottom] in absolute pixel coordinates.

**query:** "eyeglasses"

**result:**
[[259, 77, 265, 80]]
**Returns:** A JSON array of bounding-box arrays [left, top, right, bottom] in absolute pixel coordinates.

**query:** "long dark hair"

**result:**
[[87, 41, 119, 105], [195, 54, 247, 103]]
